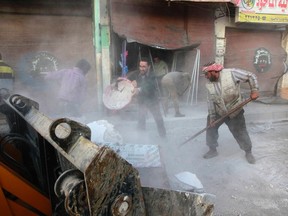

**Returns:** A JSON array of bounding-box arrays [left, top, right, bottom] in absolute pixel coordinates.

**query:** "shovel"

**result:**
[[179, 97, 252, 147]]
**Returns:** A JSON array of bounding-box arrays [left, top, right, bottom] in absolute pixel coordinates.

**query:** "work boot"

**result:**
[[203, 148, 218, 159], [245, 152, 256, 164], [175, 113, 185, 117]]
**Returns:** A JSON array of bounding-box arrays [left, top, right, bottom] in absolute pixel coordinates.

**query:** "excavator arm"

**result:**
[[0, 92, 213, 216]]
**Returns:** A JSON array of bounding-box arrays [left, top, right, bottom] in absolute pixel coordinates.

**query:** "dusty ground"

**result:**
[[163, 120, 288, 216], [105, 106, 288, 216]]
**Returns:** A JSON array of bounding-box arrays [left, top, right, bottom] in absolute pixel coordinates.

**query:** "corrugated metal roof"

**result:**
[[110, 0, 216, 49]]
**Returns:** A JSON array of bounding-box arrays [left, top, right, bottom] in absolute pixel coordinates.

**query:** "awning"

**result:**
[[110, 0, 216, 49]]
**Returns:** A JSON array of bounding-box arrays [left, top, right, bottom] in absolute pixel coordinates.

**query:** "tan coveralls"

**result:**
[[161, 72, 190, 116]]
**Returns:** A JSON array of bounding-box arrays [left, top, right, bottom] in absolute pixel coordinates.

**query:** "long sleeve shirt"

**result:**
[[206, 68, 259, 120], [154, 60, 169, 77], [128, 69, 159, 105], [161, 71, 191, 96], [45, 67, 87, 104]]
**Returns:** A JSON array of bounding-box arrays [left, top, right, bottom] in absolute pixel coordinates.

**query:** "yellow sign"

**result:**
[[236, 9, 288, 23], [235, 0, 288, 23]]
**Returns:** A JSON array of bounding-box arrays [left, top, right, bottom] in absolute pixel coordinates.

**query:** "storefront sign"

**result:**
[[31, 51, 59, 74], [253, 47, 272, 73], [235, 0, 288, 24]]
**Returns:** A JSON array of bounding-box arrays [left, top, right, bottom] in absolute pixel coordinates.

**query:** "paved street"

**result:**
[[162, 120, 288, 216], [89, 97, 288, 216]]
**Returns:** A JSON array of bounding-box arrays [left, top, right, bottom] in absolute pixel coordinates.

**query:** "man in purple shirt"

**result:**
[[45, 59, 91, 117]]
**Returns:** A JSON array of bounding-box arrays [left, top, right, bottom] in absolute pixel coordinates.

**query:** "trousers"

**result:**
[[206, 109, 252, 152], [161, 77, 180, 114], [137, 101, 166, 136]]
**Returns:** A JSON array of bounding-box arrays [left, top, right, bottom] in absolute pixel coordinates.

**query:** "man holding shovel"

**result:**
[[202, 62, 259, 164]]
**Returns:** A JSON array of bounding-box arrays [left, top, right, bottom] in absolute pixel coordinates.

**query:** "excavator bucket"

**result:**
[[0, 94, 214, 215]]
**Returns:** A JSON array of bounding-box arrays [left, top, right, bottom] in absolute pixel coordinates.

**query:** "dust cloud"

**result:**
[[2, 2, 288, 215]]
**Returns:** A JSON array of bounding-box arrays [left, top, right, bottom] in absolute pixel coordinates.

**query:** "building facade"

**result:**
[[0, 0, 287, 111]]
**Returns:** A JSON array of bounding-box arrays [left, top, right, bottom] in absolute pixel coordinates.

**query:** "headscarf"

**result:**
[[202, 63, 224, 73]]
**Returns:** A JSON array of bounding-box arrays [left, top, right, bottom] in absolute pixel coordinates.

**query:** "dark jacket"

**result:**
[[128, 70, 158, 104]]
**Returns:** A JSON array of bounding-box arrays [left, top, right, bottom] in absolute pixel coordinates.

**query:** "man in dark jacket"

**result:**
[[128, 57, 166, 137]]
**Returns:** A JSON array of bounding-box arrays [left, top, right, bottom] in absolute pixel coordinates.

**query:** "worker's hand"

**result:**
[[131, 80, 137, 88], [208, 115, 217, 128], [132, 87, 140, 96], [209, 119, 216, 128], [250, 91, 259, 100], [130, 80, 138, 95]]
